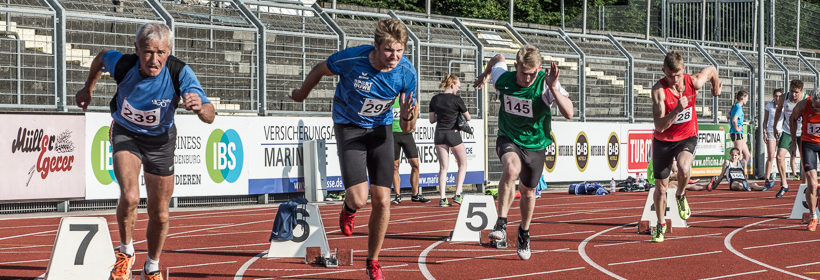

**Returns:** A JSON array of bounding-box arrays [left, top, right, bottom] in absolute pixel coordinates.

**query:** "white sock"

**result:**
[[120, 241, 134, 256], [812, 212, 818, 219], [144, 256, 159, 273]]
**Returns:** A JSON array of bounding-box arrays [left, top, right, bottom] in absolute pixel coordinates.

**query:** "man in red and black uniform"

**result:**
[[650, 51, 721, 242], [788, 89, 820, 231]]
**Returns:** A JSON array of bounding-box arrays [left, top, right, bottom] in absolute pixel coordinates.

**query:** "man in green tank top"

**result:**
[[474, 45, 574, 260], [391, 97, 430, 204]]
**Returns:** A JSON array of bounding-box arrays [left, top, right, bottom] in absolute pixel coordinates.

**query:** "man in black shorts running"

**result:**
[[290, 19, 416, 280]]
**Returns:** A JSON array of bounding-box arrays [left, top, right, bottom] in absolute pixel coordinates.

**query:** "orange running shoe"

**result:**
[[141, 270, 164, 280], [808, 217, 818, 232], [110, 251, 135, 280]]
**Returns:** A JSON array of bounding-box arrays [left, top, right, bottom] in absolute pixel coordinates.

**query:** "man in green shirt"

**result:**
[[391, 97, 430, 204], [474, 46, 574, 260]]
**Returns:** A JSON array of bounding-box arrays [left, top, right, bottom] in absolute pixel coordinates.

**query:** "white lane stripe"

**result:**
[[478, 266, 586, 280], [724, 217, 814, 280], [436, 249, 557, 263], [418, 240, 444, 280], [697, 269, 768, 280], [577, 225, 627, 280], [0, 258, 48, 265], [168, 260, 236, 269], [352, 245, 420, 253], [745, 224, 803, 232], [608, 250, 722, 266], [531, 230, 596, 238], [168, 229, 270, 239], [743, 238, 820, 250], [787, 261, 820, 268], [0, 244, 50, 251], [0, 229, 57, 241], [133, 219, 269, 246], [254, 264, 409, 279], [169, 242, 270, 252], [594, 233, 723, 247], [233, 250, 267, 280]]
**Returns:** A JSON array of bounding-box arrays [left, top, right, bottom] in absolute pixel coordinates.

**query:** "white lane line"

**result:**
[[577, 225, 627, 280], [724, 217, 814, 280], [352, 245, 421, 253], [0, 258, 48, 265], [787, 261, 820, 268], [169, 242, 270, 252], [594, 233, 723, 247], [234, 250, 268, 280], [418, 240, 444, 280], [168, 230, 270, 239], [697, 269, 768, 280], [168, 260, 236, 269], [478, 266, 586, 280], [133, 219, 269, 246], [687, 211, 791, 225], [531, 230, 596, 238], [436, 249, 556, 263], [0, 229, 57, 241], [746, 224, 803, 232], [254, 264, 409, 279], [743, 238, 820, 250], [0, 244, 50, 251], [608, 250, 722, 266]]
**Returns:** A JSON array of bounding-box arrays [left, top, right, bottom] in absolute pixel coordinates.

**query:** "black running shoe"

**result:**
[[411, 194, 430, 203], [391, 194, 402, 205], [517, 228, 531, 260], [776, 186, 789, 198]]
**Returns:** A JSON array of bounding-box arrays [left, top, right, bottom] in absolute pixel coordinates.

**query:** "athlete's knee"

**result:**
[[148, 208, 170, 224], [393, 160, 400, 170], [502, 165, 521, 178], [518, 186, 535, 199], [119, 191, 140, 208], [370, 194, 391, 209], [409, 159, 420, 169], [776, 153, 786, 161]]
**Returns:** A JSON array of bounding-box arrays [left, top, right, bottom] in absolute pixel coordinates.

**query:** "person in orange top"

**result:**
[[789, 89, 820, 231]]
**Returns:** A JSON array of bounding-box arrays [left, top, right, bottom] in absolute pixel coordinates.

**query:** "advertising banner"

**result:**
[[247, 117, 485, 193], [84, 113, 249, 199], [1, 114, 85, 201], [691, 124, 753, 177], [543, 122, 653, 182]]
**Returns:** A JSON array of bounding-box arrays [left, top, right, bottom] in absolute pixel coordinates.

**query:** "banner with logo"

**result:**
[[84, 113, 248, 199], [691, 124, 753, 177], [1, 114, 85, 201], [247, 117, 485, 193], [544, 121, 652, 182]]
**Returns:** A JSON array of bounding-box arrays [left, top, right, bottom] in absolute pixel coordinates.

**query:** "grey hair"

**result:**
[[135, 23, 174, 50]]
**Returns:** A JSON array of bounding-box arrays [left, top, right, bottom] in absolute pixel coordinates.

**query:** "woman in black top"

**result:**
[[429, 74, 471, 207]]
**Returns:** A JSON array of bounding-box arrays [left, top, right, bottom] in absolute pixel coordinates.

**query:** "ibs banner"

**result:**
[[247, 117, 485, 193], [0, 114, 85, 201], [84, 113, 248, 199]]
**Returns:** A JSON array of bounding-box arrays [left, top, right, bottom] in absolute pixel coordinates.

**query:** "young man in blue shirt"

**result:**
[[76, 23, 214, 280], [290, 18, 416, 280]]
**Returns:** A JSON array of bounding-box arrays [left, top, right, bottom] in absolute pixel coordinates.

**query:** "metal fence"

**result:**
[[0, 0, 819, 186]]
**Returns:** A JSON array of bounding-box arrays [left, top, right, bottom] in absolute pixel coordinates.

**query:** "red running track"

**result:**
[[1, 181, 818, 279]]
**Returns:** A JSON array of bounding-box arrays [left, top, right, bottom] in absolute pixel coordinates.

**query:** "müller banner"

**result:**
[[0, 114, 85, 201]]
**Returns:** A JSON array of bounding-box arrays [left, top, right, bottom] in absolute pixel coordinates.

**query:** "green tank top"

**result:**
[[495, 71, 553, 150], [391, 97, 402, 132]]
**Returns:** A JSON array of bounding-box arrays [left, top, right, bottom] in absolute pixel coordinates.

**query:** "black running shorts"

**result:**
[[802, 140, 820, 172], [393, 132, 419, 160], [434, 129, 463, 147], [730, 133, 743, 141], [652, 136, 697, 180], [495, 135, 546, 189], [110, 122, 176, 176], [334, 123, 394, 189]]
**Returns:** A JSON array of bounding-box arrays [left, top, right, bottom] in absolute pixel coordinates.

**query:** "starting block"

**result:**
[[305, 247, 353, 267], [44, 217, 115, 280], [639, 219, 672, 234]]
